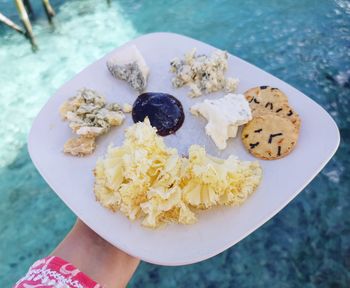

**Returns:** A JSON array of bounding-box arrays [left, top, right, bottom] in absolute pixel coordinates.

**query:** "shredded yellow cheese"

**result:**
[[94, 119, 262, 228]]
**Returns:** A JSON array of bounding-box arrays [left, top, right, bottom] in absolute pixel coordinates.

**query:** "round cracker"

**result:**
[[252, 103, 301, 130], [242, 114, 299, 160], [244, 86, 289, 112]]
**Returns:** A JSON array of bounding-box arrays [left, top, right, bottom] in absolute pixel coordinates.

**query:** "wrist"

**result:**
[[51, 219, 140, 288]]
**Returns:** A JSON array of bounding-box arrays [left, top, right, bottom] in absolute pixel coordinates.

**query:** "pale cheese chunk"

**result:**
[[64, 136, 96, 156], [191, 93, 252, 150], [122, 103, 132, 113]]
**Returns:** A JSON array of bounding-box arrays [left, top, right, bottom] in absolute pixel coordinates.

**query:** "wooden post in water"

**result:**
[[23, 0, 33, 17], [0, 12, 26, 35], [0, 12, 25, 34], [42, 0, 55, 23], [14, 0, 37, 50]]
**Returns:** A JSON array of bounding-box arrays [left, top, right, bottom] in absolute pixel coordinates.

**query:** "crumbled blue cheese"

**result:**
[[224, 77, 239, 93], [60, 88, 125, 137], [60, 88, 125, 156], [191, 93, 252, 150], [170, 48, 239, 97], [107, 45, 149, 92]]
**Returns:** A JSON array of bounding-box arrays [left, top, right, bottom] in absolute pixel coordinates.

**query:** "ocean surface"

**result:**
[[0, 0, 349, 286]]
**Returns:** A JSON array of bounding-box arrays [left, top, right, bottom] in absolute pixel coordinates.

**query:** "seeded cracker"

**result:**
[[241, 114, 299, 160], [244, 85, 301, 131], [252, 102, 301, 130], [244, 86, 288, 113]]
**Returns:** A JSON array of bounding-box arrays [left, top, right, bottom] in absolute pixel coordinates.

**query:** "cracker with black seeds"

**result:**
[[244, 86, 289, 113], [252, 102, 301, 130], [242, 114, 299, 160]]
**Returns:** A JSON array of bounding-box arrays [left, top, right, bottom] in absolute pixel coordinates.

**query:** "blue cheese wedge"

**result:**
[[107, 45, 149, 92], [60, 88, 125, 137], [191, 93, 252, 150], [170, 48, 239, 97]]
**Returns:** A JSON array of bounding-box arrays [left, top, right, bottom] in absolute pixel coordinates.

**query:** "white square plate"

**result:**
[[28, 32, 340, 265]]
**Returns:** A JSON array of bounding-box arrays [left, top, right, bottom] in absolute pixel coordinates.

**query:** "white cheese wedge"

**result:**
[[191, 93, 252, 150], [107, 45, 149, 92]]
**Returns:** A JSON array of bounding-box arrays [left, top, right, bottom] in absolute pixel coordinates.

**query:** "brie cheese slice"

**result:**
[[191, 93, 252, 150]]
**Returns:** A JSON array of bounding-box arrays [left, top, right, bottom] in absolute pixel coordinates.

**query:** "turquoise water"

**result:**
[[0, 0, 349, 286]]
